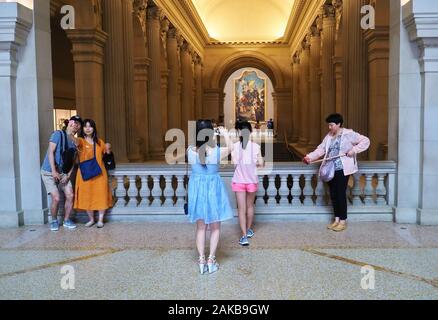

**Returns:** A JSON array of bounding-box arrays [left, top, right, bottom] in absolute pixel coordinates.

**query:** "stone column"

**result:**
[[298, 36, 310, 146], [291, 53, 300, 142], [365, 0, 389, 160], [133, 0, 150, 160], [403, 0, 438, 225], [122, 0, 142, 162], [66, 29, 107, 137], [342, 0, 369, 152], [180, 40, 194, 136], [273, 89, 293, 142], [147, 5, 164, 159], [195, 55, 203, 119], [0, 3, 33, 227], [321, 3, 336, 137], [333, 0, 344, 116], [134, 57, 150, 160], [103, 0, 128, 161], [308, 22, 322, 148], [160, 16, 169, 137], [167, 27, 181, 131]]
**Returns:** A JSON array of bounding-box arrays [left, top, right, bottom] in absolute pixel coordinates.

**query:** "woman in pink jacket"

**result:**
[[303, 114, 370, 232]]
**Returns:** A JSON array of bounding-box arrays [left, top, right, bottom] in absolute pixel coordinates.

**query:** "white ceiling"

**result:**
[[191, 0, 295, 42]]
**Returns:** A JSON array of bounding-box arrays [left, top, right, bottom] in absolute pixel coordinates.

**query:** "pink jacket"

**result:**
[[306, 128, 370, 176]]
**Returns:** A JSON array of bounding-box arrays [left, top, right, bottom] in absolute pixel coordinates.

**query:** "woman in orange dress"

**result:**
[[73, 119, 113, 228]]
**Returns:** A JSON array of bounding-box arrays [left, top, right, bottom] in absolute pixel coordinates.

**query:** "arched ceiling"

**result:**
[[191, 0, 295, 42]]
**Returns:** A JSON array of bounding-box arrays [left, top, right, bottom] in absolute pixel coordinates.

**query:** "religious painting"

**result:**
[[234, 70, 266, 122]]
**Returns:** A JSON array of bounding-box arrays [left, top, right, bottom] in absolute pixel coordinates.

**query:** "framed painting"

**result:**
[[234, 70, 266, 123]]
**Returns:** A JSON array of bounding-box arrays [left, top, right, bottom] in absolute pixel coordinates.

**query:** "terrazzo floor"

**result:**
[[0, 221, 437, 300]]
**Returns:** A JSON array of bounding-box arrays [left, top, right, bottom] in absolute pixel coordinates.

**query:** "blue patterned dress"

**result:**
[[187, 146, 234, 224]]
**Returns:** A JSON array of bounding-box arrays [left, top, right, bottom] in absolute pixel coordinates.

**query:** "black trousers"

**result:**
[[327, 170, 350, 220]]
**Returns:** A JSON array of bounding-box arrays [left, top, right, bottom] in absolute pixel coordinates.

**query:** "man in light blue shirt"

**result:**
[[41, 115, 82, 231]]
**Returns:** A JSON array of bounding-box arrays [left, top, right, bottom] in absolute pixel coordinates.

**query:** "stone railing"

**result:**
[[106, 161, 397, 221]]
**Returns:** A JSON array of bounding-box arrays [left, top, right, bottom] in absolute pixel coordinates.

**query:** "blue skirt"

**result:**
[[187, 173, 234, 224]]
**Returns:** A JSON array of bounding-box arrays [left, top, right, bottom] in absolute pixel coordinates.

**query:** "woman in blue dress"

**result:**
[[187, 120, 234, 274]]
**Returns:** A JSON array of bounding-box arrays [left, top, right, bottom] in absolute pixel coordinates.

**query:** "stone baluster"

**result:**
[[375, 173, 387, 205], [266, 175, 277, 205], [150, 175, 162, 207], [255, 175, 266, 206], [291, 174, 302, 206], [315, 175, 326, 206], [175, 174, 186, 206], [302, 174, 314, 206], [115, 175, 127, 208], [139, 175, 150, 207], [363, 173, 375, 205], [163, 175, 175, 206], [278, 174, 290, 206], [351, 173, 363, 206], [127, 175, 138, 207]]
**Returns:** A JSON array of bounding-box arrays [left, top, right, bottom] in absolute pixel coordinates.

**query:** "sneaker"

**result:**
[[239, 236, 249, 246], [63, 219, 77, 229], [247, 229, 255, 238], [97, 221, 104, 228], [85, 220, 95, 228], [50, 220, 59, 232]]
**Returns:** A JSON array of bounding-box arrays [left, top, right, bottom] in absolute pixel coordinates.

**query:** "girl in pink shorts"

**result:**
[[231, 121, 264, 246]]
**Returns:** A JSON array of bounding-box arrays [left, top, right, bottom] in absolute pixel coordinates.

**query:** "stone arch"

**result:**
[[211, 51, 285, 90]]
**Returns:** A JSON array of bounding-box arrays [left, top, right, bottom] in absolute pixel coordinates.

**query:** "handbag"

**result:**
[[103, 152, 116, 170], [59, 130, 76, 174], [319, 157, 335, 182], [79, 141, 102, 181]]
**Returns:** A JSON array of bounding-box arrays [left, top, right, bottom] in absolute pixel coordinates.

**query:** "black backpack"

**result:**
[[58, 130, 76, 174]]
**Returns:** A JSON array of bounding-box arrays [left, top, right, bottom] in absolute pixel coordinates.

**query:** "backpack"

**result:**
[[58, 130, 76, 174]]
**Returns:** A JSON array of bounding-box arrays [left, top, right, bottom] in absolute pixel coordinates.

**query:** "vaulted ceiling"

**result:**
[[191, 0, 295, 42]]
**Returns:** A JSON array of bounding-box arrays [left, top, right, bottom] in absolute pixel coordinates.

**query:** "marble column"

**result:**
[[167, 27, 181, 131], [66, 29, 107, 138], [321, 3, 336, 137], [0, 3, 33, 227], [180, 40, 194, 136], [195, 55, 203, 119], [309, 22, 322, 148], [147, 5, 165, 159], [365, 0, 389, 160], [103, 0, 128, 161], [298, 36, 310, 146], [403, 0, 438, 225], [291, 53, 300, 142], [343, 0, 369, 154]]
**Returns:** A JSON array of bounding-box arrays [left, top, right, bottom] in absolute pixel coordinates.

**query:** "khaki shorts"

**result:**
[[41, 170, 73, 195]]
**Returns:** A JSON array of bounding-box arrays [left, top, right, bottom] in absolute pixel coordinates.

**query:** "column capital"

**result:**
[[322, 3, 336, 19], [167, 27, 179, 39], [0, 2, 33, 77], [403, 0, 438, 72], [147, 5, 161, 20], [66, 29, 108, 64]]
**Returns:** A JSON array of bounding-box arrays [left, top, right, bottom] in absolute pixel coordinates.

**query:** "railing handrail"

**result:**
[[110, 161, 397, 176]]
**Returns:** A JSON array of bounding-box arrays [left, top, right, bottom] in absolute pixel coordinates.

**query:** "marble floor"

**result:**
[[0, 220, 437, 300]]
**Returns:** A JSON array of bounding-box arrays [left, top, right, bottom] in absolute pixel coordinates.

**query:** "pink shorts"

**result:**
[[232, 183, 258, 193]]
